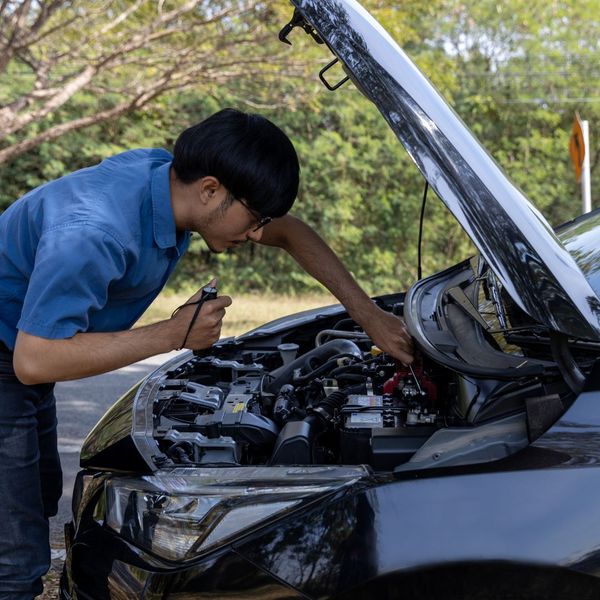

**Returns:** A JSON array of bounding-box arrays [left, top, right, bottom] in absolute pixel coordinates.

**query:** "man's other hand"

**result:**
[[362, 306, 414, 364]]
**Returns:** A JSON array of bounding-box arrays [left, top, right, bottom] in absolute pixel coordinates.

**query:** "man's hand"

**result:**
[[169, 280, 232, 350], [13, 280, 232, 385], [360, 306, 414, 364]]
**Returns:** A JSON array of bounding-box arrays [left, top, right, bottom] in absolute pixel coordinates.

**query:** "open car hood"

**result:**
[[291, 0, 600, 340]]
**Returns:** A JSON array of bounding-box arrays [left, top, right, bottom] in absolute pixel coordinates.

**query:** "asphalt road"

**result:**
[[49, 351, 180, 549]]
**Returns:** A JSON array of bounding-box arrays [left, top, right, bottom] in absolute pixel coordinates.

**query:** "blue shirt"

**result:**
[[0, 149, 190, 350]]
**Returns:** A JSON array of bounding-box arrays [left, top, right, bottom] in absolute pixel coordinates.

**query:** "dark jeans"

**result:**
[[0, 349, 62, 599]]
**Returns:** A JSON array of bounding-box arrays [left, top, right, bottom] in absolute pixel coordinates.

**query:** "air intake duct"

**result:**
[[270, 390, 348, 465]]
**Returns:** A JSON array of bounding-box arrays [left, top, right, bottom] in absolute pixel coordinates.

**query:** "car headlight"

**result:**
[[105, 465, 369, 561]]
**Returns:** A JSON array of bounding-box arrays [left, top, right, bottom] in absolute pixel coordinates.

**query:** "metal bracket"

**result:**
[[549, 331, 586, 394], [279, 9, 347, 92], [319, 58, 350, 91], [278, 8, 324, 46]]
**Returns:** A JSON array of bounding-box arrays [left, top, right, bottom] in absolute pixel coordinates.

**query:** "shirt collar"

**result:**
[[150, 161, 178, 249]]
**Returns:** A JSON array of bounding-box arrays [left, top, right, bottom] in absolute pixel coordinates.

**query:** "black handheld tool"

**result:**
[[192, 284, 218, 356], [199, 284, 218, 303], [171, 284, 218, 351]]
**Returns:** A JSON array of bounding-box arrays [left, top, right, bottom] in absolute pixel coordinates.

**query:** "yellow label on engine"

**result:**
[[233, 402, 246, 413]]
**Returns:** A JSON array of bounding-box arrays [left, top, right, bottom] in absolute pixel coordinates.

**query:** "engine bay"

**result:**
[[78, 288, 580, 475], [151, 321, 458, 472], [105, 272, 583, 475]]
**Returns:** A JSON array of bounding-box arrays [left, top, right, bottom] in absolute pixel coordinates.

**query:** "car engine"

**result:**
[[151, 325, 456, 471]]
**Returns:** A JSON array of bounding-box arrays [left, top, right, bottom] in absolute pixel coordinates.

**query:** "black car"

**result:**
[[61, 1, 600, 599]]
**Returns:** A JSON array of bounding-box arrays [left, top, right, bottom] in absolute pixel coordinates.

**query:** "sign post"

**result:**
[[581, 119, 592, 214], [569, 112, 592, 213]]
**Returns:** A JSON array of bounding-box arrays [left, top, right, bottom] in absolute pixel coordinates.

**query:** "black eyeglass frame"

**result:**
[[235, 196, 272, 232]]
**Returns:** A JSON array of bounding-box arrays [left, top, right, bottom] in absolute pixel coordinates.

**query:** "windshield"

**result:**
[[473, 262, 527, 356], [471, 209, 600, 356], [557, 210, 600, 299]]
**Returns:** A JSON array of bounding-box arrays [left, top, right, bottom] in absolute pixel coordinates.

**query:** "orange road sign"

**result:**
[[569, 112, 585, 182]]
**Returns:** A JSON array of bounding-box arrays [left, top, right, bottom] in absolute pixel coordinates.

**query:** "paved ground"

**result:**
[[49, 351, 180, 549]]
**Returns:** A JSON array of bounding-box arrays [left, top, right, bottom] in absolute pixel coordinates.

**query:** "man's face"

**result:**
[[194, 188, 267, 253]]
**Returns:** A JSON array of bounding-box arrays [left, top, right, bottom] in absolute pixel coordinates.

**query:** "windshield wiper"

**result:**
[[446, 286, 490, 330], [486, 271, 509, 330]]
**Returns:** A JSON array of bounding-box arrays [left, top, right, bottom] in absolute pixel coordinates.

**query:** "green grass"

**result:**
[[136, 291, 338, 337]]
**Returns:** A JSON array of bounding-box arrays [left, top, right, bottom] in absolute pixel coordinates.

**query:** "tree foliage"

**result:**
[[0, 0, 597, 296], [436, 0, 600, 225], [0, 0, 304, 164]]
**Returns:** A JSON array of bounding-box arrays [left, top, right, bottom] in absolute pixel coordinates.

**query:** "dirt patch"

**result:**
[[40, 559, 63, 599]]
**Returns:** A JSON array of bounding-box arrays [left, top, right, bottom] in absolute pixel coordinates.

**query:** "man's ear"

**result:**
[[196, 176, 222, 205]]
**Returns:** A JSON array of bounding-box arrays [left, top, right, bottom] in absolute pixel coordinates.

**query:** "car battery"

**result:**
[[339, 394, 437, 470]]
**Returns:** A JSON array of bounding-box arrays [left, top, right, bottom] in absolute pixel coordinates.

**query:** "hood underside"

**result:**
[[291, 0, 600, 340]]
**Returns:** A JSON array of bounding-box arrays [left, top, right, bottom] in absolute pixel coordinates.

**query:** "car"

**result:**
[[61, 1, 600, 599]]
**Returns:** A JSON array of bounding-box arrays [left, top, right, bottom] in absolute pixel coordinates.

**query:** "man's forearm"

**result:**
[[13, 283, 232, 385], [262, 215, 375, 321], [14, 320, 178, 385], [259, 215, 413, 363]]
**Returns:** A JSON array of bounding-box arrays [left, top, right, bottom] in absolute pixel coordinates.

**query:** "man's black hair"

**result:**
[[172, 108, 300, 218]]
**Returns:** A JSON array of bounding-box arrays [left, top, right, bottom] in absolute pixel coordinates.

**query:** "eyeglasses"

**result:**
[[236, 197, 272, 232]]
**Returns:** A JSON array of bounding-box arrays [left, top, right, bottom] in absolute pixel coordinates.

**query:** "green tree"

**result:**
[[435, 0, 600, 225], [3, 0, 594, 296], [0, 1, 304, 164]]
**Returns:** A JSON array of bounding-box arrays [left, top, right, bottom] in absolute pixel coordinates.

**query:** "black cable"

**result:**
[[170, 285, 218, 350], [417, 180, 429, 281], [173, 300, 204, 350]]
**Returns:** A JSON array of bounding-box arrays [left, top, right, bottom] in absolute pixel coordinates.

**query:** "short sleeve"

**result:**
[[17, 224, 127, 339]]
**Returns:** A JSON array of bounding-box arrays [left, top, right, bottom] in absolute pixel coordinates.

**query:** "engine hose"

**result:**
[[334, 373, 366, 384], [266, 339, 362, 393], [329, 364, 365, 377], [168, 443, 193, 464], [274, 389, 348, 436], [315, 329, 370, 347], [292, 353, 362, 385], [311, 389, 348, 422], [332, 318, 356, 330]]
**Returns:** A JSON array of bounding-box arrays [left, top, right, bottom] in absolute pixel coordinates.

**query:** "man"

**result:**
[[0, 108, 412, 598]]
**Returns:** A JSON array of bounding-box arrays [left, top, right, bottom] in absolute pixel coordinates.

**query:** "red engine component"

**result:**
[[383, 353, 438, 402]]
